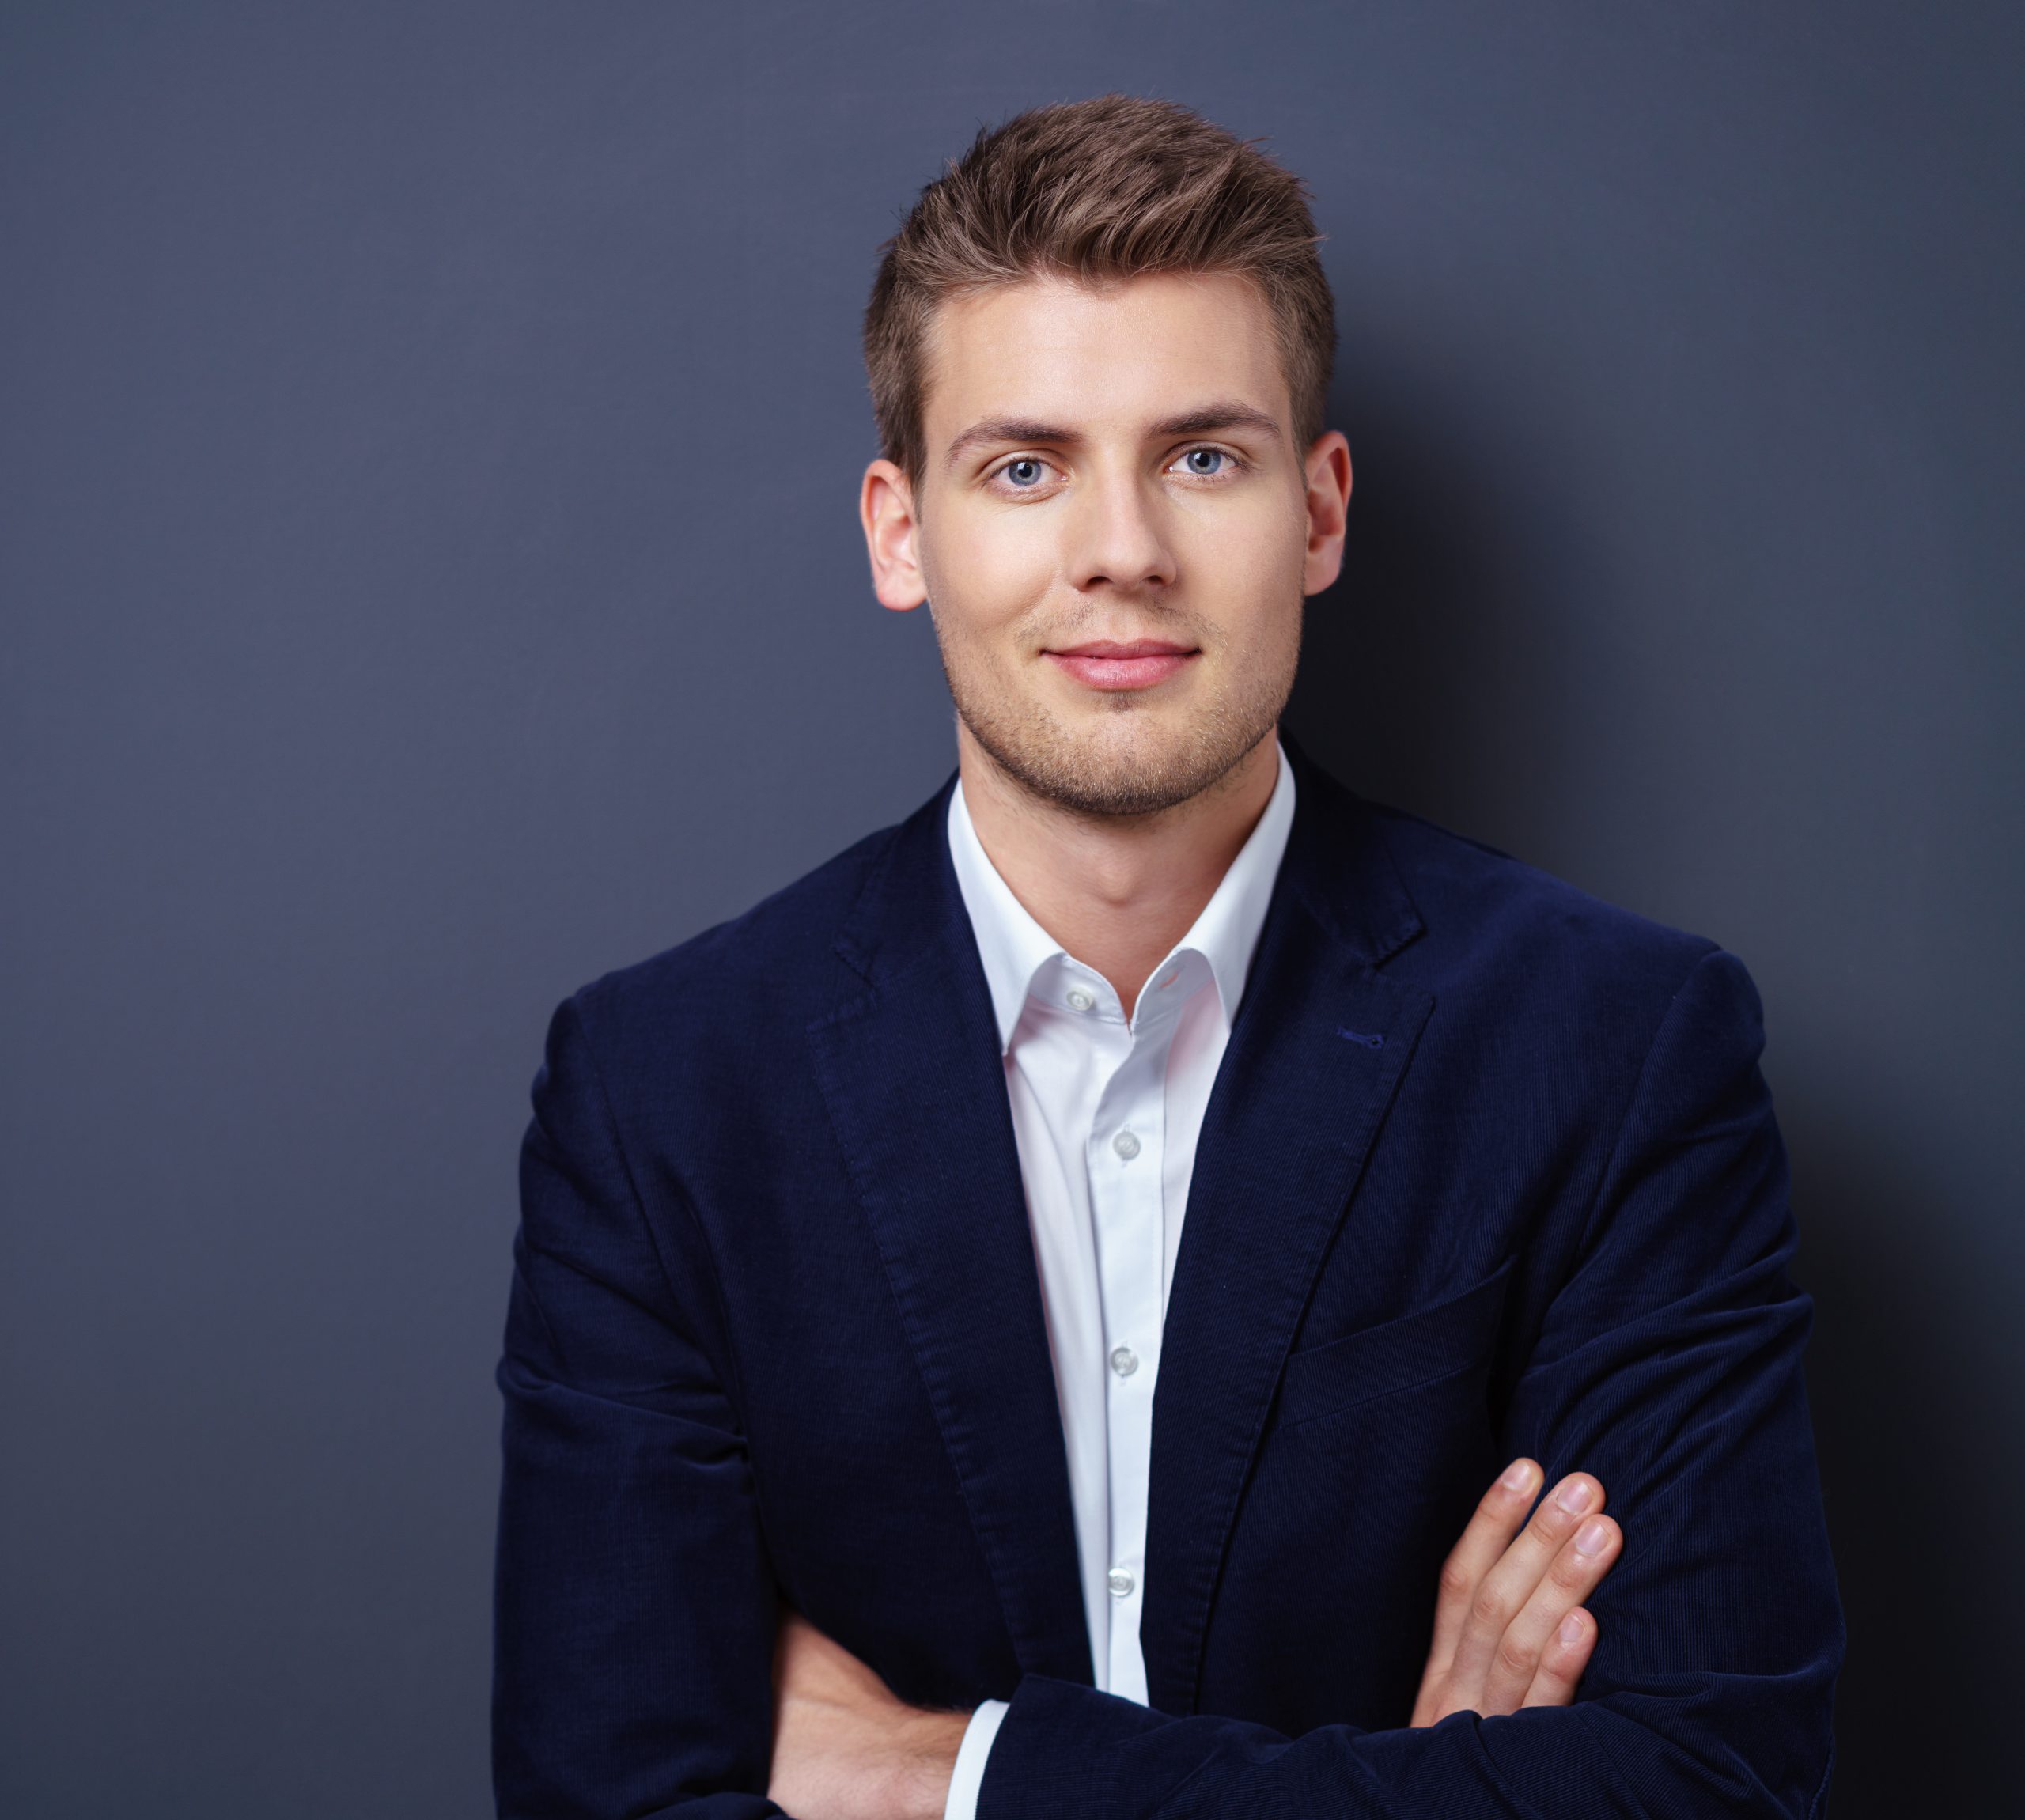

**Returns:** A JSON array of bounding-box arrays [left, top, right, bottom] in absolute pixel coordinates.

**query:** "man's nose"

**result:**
[[1065, 467, 1177, 594]]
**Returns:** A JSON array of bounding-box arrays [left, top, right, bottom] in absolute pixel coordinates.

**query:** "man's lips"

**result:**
[[1042, 639, 1200, 691]]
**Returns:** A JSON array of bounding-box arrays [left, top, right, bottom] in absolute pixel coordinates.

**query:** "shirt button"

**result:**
[[1109, 1345, 1139, 1378], [1065, 987, 1096, 1012], [1111, 1129, 1141, 1160], [1107, 1568, 1135, 1598]]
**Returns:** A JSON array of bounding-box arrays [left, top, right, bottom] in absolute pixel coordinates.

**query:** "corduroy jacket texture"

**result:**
[[493, 743, 1843, 1818]]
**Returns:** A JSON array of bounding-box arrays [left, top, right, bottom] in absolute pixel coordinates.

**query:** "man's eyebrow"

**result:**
[[943, 418, 1079, 469], [1149, 403, 1284, 441], [943, 403, 1285, 471]]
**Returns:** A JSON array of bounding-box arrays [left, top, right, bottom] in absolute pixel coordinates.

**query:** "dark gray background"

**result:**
[[3, 2, 2018, 1814]]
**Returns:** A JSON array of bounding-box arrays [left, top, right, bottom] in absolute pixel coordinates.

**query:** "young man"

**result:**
[[493, 97, 1841, 1819]]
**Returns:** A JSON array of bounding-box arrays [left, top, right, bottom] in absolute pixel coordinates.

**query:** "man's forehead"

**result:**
[[921, 271, 1292, 446]]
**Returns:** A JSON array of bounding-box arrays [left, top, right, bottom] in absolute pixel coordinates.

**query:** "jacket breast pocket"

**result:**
[[1270, 1256, 1516, 1438]]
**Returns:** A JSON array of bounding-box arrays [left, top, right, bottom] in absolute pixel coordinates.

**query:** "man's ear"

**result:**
[[1300, 429, 1353, 596], [860, 460, 929, 611]]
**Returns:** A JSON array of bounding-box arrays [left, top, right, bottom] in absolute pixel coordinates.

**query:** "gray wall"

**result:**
[[3, 3, 2018, 1814]]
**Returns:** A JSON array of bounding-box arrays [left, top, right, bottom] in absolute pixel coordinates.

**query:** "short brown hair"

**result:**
[[864, 95, 1336, 482]]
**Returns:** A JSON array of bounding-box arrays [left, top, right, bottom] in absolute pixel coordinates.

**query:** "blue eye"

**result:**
[[1002, 457, 1045, 487], [1179, 448, 1228, 475]]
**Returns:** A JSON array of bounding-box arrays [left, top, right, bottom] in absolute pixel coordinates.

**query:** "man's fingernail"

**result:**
[[1573, 1520, 1610, 1557], [1554, 1477, 1596, 1515], [1559, 1611, 1587, 1648], [1500, 1459, 1537, 1493]]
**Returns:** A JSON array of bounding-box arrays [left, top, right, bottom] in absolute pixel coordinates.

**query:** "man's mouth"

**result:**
[[1042, 638, 1199, 691]]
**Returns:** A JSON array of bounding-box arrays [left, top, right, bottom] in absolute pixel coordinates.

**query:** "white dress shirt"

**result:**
[[939, 743, 1296, 1818]]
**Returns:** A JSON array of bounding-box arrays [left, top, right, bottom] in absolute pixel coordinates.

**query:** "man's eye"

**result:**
[[999, 457, 1048, 487], [1175, 447, 1232, 476]]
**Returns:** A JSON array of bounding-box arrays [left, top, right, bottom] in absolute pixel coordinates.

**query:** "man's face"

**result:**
[[861, 271, 1350, 818]]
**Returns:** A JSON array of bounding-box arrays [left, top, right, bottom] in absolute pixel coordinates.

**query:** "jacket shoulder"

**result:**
[[560, 809, 911, 1050], [1365, 799, 1728, 1002]]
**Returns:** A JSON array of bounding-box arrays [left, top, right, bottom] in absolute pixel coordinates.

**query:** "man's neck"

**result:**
[[955, 724, 1281, 1017]]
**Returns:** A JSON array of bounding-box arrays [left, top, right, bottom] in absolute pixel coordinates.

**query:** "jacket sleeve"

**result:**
[[976, 948, 1845, 1820], [493, 994, 784, 1819]]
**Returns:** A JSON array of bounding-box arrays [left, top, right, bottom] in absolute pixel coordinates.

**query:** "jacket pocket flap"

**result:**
[[1274, 1255, 1516, 1428]]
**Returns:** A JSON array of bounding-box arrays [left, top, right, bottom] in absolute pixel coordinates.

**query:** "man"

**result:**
[[493, 96, 1841, 1819]]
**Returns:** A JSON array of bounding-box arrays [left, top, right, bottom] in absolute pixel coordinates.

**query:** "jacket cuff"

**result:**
[[975, 1677, 1167, 1820]]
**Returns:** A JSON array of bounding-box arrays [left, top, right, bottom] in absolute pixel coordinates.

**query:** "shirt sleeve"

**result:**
[[944, 1700, 1011, 1820]]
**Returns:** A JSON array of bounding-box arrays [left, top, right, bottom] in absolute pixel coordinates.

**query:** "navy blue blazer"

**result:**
[[493, 744, 1842, 1819]]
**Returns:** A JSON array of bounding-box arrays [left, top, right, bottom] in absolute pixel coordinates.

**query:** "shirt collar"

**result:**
[[947, 740, 1297, 1054]]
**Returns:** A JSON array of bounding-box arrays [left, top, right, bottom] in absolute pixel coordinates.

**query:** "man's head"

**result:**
[[858, 96, 1352, 819]]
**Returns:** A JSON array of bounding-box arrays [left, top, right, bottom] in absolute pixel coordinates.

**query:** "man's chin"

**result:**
[[966, 714, 1268, 821]]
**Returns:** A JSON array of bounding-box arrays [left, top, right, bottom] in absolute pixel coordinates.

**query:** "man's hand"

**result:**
[[770, 1608, 968, 1820], [1410, 1457, 1622, 1727], [766, 1456, 1616, 1813]]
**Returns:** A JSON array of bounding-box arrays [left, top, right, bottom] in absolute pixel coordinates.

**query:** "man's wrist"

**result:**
[[900, 1707, 971, 1820]]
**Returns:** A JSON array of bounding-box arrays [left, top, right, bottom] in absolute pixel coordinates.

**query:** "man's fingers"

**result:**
[[1521, 1606, 1597, 1708], [1476, 1514, 1621, 1712], [1442, 1470, 1607, 1693], [1422, 1458, 1542, 1679]]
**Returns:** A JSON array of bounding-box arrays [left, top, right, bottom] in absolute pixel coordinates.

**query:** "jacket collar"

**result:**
[[833, 733, 1421, 993]]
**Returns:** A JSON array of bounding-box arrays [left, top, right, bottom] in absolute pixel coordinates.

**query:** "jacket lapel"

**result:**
[[1141, 756, 1433, 1715], [805, 782, 1093, 1686]]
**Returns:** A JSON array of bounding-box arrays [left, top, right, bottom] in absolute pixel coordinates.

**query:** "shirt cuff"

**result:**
[[941, 1698, 1010, 1820]]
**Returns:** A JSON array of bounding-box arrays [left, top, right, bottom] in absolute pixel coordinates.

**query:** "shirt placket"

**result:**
[[1085, 990, 1179, 1705]]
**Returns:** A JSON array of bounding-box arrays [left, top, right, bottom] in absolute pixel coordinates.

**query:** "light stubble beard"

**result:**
[[927, 604, 1301, 821]]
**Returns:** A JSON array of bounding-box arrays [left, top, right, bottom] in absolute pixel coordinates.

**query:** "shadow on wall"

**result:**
[[1285, 374, 1576, 861], [1284, 380, 2014, 1818], [1781, 1094, 2019, 1820]]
